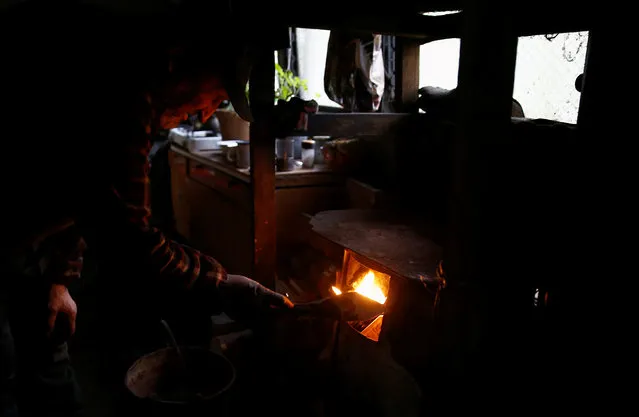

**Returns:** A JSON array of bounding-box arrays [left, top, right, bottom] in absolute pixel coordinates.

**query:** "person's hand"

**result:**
[[48, 284, 77, 336], [219, 274, 293, 323]]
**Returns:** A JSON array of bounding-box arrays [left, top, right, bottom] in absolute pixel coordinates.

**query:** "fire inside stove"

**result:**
[[331, 253, 391, 342]]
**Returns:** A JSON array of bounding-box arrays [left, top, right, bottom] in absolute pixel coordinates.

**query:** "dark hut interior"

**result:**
[[0, 1, 606, 416]]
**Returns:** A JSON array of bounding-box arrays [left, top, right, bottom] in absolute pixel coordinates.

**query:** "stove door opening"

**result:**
[[331, 251, 391, 342]]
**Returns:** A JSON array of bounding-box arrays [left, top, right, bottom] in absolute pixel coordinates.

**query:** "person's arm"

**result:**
[[75, 92, 293, 319], [40, 224, 86, 287], [74, 87, 302, 319], [86, 98, 228, 295], [36, 224, 85, 336], [106, 94, 318, 290]]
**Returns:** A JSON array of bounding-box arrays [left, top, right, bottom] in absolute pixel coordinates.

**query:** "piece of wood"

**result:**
[[249, 48, 277, 289], [444, 2, 522, 412], [450, 2, 519, 284], [281, 6, 592, 39], [346, 178, 387, 210], [294, 112, 424, 137], [395, 37, 421, 112], [230, 0, 455, 15], [275, 186, 348, 246], [290, 12, 459, 41], [577, 31, 606, 132]]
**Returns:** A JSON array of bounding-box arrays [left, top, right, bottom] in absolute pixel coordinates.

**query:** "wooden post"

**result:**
[[394, 37, 420, 112], [444, 1, 520, 412], [577, 31, 605, 132], [249, 49, 276, 289], [574, 29, 618, 412], [449, 4, 518, 284]]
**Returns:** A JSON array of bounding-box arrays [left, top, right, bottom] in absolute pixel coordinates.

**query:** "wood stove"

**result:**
[[307, 209, 445, 417]]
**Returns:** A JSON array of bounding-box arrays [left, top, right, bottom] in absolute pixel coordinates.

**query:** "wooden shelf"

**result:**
[[170, 144, 344, 188], [294, 112, 576, 138]]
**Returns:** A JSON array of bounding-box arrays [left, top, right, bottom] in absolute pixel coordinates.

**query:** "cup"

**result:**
[[275, 138, 295, 172], [233, 140, 250, 169], [301, 139, 315, 169], [220, 141, 238, 163], [288, 136, 306, 159]]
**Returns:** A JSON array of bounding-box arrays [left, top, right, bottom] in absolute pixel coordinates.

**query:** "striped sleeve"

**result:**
[[107, 94, 227, 291]]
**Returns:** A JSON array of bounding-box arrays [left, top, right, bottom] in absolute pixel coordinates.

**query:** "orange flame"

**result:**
[[353, 271, 387, 304], [331, 270, 387, 305]]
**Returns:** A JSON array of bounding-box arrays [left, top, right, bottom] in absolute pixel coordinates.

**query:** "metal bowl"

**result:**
[[125, 346, 236, 405]]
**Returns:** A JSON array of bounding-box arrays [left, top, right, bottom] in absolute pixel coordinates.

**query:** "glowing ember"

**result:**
[[331, 286, 342, 295], [353, 271, 387, 304]]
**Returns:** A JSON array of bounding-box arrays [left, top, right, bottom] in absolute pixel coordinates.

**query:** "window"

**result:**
[[296, 28, 588, 123], [419, 31, 589, 124], [419, 38, 460, 90], [295, 28, 341, 108], [513, 32, 588, 123]]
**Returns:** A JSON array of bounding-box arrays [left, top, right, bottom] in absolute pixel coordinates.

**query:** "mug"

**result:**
[[227, 140, 250, 169], [220, 141, 238, 162]]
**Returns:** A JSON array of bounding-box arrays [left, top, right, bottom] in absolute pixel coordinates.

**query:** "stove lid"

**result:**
[[310, 209, 443, 283]]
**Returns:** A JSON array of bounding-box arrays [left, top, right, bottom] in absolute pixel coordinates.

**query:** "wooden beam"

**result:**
[[249, 49, 276, 289], [289, 13, 459, 40], [395, 37, 421, 112], [455, 16, 518, 283], [512, 8, 601, 36], [294, 112, 426, 137], [229, 0, 455, 15], [287, 8, 592, 40]]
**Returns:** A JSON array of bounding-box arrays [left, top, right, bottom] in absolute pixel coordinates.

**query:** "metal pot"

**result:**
[[124, 346, 236, 416]]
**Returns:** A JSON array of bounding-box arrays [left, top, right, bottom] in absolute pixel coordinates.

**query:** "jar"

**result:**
[[301, 139, 315, 169], [288, 136, 307, 159], [311, 136, 331, 164]]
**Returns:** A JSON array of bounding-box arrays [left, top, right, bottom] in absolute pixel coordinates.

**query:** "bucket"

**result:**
[[124, 346, 236, 416]]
